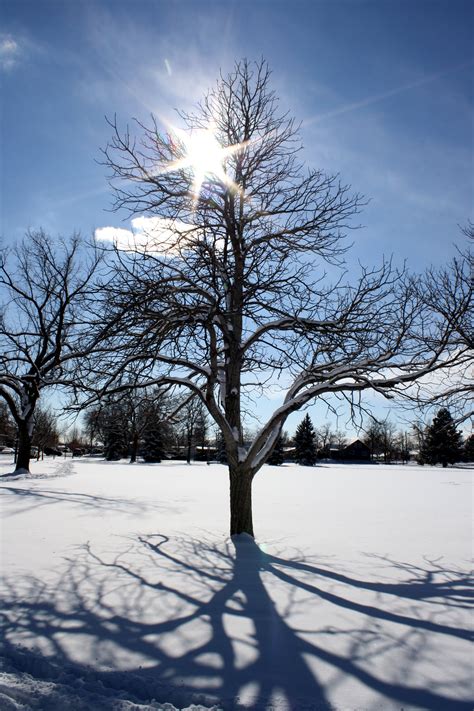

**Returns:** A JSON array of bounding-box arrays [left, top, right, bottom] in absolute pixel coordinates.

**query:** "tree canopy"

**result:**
[[87, 59, 469, 535]]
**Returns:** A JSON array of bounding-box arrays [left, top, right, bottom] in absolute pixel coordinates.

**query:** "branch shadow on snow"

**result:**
[[1, 535, 472, 709], [0, 486, 181, 518]]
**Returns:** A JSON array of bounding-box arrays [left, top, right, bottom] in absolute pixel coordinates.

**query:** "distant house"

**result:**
[[330, 439, 371, 462]]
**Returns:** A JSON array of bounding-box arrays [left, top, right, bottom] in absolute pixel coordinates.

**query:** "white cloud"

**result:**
[[0, 35, 20, 71], [95, 216, 197, 255], [94, 226, 135, 245], [0, 32, 45, 72]]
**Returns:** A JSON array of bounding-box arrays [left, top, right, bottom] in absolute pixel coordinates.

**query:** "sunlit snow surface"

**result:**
[[0, 455, 472, 710]]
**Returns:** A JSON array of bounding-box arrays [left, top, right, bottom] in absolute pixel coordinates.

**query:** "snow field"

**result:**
[[0, 456, 472, 710]]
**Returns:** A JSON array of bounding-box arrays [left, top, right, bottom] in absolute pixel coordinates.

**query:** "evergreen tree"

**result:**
[[267, 435, 284, 465], [104, 429, 126, 461], [216, 433, 228, 463], [421, 408, 463, 467], [463, 434, 474, 462], [0, 402, 16, 448], [142, 425, 165, 462], [102, 401, 129, 461], [294, 415, 318, 466]]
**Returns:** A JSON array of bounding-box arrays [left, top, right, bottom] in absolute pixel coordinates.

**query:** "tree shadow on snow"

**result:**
[[1, 534, 472, 709], [0, 486, 181, 518]]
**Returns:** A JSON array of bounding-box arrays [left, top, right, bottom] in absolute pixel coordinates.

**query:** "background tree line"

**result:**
[[285, 409, 472, 467], [1, 395, 471, 467]]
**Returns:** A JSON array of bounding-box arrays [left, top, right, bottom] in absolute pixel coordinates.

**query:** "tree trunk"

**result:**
[[15, 423, 31, 473], [186, 431, 192, 464], [130, 432, 139, 463], [229, 467, 254, 537]]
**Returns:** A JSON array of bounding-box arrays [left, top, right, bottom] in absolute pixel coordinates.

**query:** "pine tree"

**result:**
[[142, 425, 165, 462], [104, 427, 126, 461], [0, 402, 16, 448], [421, 408, 463, 467], [294, 415, 318, 466], [463, 434, 474, 462], [102, 400, 129, 461], [267, 435, 284, 465], [216, 433, 228, 463]]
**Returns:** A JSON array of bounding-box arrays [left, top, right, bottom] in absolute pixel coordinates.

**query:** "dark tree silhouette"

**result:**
[[0, 402, 16, 448], [421, 408, 463, 467], [294, 414, 318, 465], [267, 433, 285, 465], [95, 59, 467, 536], [102, 399, 130, 461], [141, 403, 165, 462], [464, 434, 474, 462]]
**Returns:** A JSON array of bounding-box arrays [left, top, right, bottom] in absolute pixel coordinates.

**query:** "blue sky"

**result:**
[[1, 0, 472, 436]]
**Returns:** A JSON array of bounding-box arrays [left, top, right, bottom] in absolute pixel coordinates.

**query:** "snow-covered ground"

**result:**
[[0, 455, 472, 710]]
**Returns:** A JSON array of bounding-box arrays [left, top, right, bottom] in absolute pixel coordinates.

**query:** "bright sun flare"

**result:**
[[160, 124, 250, 207], [185, 130, 225, 178]]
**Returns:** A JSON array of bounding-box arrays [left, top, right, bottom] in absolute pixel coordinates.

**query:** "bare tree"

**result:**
[[177, 397, 208, 463], [361, 417, 398, 463], [411, 420, 425, 461], [395, 430, 413, 464], [333, 430, 348, 450], [0, 231, 103, 473], [316, 422, 335, 457], [407, 224, 473, 423], [97, 59, 467, 536], [31, 407, 60, 459], [84, 387, 177, 462], [361, 420, 384, 462]]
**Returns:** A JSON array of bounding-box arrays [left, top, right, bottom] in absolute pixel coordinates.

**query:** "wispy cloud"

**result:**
[[0, 31, 46, 72], [0, 34, 21, 71], [77, 3, 235, 121], [303, 59, 474, 126]]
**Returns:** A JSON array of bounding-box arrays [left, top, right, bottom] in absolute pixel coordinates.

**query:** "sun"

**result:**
[[159, 124, 250, 206], [181, 128, 231, 202], [185, 129, 226, 179]]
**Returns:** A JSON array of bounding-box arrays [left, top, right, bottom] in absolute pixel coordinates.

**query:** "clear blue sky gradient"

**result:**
[[1, 0, 472, 435]]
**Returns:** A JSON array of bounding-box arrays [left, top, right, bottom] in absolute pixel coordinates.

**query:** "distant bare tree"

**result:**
[[395, 430, 413, 464], [411, 420, 425, 460], [0, 231, 103, 473], [177, 397, 208, 463], [362, 418, 398, 463], [361, 420, 384, 461], [316, 423, 335, 457], [32, 407, 59, 459], [84, 386, 177, 462], [333, 430, 348, 450], [96, 59, 467, 536]]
